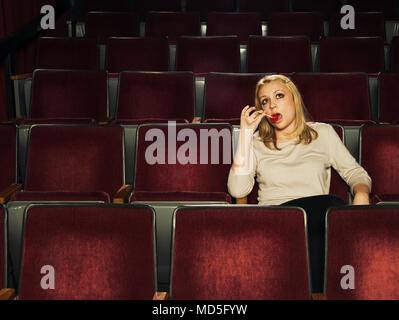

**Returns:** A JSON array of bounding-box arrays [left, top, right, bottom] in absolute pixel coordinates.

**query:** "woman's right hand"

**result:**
[[240, 105, 266, 134]]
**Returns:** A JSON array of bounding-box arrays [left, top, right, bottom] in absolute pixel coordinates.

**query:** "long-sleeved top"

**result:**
[[227, 122, 372, 205]]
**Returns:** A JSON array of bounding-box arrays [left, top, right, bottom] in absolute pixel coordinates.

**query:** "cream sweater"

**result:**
[[227, 122, 372, 205]]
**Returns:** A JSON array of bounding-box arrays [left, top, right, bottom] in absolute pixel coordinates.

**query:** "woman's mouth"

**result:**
[[270, 113, 282, 123]]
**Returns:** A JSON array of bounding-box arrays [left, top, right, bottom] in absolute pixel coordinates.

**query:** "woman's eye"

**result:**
[[276, 93, 284, 99], [261, 99, 268, 105]]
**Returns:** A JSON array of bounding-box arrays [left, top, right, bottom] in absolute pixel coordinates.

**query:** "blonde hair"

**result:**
[[254, 74, 318, 150]]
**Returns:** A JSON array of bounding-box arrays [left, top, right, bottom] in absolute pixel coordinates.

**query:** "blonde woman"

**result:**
[[227, 74, 371, 293]]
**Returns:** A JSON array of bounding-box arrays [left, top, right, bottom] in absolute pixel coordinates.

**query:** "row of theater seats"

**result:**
[[2, 204, 399, 299], [77, 0, 399, 21], [78, 11, 399, 44], [19, 35, 399, 76], [0, 123, 398, 208], [12, 70, 399, 126]]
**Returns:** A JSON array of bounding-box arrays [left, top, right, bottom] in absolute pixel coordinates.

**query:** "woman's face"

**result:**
[[258, 80, 297, 135]]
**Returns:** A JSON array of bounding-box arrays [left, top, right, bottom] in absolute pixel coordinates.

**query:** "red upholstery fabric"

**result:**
[[21, 118, 96, 125], [86, 12, 139, 45], [116, 72, 194, 124], [204, 118, 241, 125], [245, 124, 349, 204], [239, 0, 290, 19], [247, 36, 312, 73], [23, 125, 124, 200], [131, 191, 232, 203], [268, 12, 324, 43], [176, 36, 240, 76], [326, 207, 399, 299], [292, 0, 342, 19], [319, 37, 385, 74], [132, 124, 232, 198], [171, 207, 310, 299], [203, 73, 267, 124], [372, 194, 399, 203], [115, 119, 189, 125], [106, 37, 169, 73], [0, 206, 4, 288], [390, 37, 399, 72], [10, 191, 110, 203], [29, 70, 108, 122], [347, 0, 398, 19], [329, 13, 386, 41], [145, 12, 200, 44], [186, 0, 236, 20], [291, 73, 372, 125], [36, 37, 99, 70], [360, 125, 399, 200], [134, 0, 182, 19], [0, 125, 16, 191], [206, 12, 262, 44], [378, 73, 399, 123], [18, 205, 155, 299]]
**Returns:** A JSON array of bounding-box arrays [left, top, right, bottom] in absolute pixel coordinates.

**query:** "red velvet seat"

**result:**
[[291, 72, 374, 126], [206, 12, 262, 44], [0, 125, 17, 195], [246, 124, 349, 204], [10, 125, 125, 203], [390, 37, 399, 72], [86, 12, 139, 45], [170, 206, 311, 299], [247, 36, 312, 74], [268, 12, 324, 43], [106, 37, 169, 73], [145, 12, 200, 44], [186, 0, 236, 20], [292, 0, 342, 19], [377, 73, 399, 123], [239, 0, 290, 19], [203, 72, 269, 125], [325, 206, 399, 299], [359, 124, 399, 203], [329, 12, 386, 42], [176, 36, 240, 76], [23, 69, 108, 124], [131, 123, 233, 203], [319, 37, 385, 76], [347, 0, 398, 19], [115, 71, 194, 124], [17, 204, 155, 299], [36, 37, 99, 70]]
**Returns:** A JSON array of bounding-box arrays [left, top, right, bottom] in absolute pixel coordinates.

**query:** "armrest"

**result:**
[[235, 196, 248, 204], [0, 184, 23, 204], [192, 117, 201, 124], [0, 288, 16, 300], [378, 121, 391, 125], [112, 184, 133, 204], [312, 293, 327, 300], [153, 292, 168, 300], [9, 73, 32, 80]]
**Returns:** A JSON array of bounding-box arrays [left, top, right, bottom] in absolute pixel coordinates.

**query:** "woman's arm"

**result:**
[[353, 183, 371, 205]]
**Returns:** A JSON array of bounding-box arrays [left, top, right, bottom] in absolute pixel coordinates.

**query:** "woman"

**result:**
[[227, 74, 371, 293]]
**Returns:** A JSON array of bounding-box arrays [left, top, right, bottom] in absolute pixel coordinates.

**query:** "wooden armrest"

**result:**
[[66, 20, 72, 25], [10, 73, 32, 81], [235, 196, 248, 204], [153, 292, 168, 300], [0, 184, 22, 204], [112, 184, 133, 204], [312, 293, 327, 300], [191, 117, 201, 124], [0, 288, 16, 300]]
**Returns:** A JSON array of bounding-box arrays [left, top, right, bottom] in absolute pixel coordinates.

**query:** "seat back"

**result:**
[[0, 125, 16, 191], [18, 204, 155, 299], [247, 36, 312, 73], [86, 12, 139, 44], [116, 71, 195, 123], [0, 205, 5, 288], [106, 37, 169, 73], [24, 125, 124, 197], [145, 12, 200, 43], [377, 72, 399, 123], [347, 0, 398, 19], [239, 0, 290, 19], [390, 37, 399, 72], [134, 0, 182, 19], [30, 69, 108, 122], [176, 36, 240, 75], [170, 206, 311, 299], [326, 206, 399, 299], [186, 0, 236, 20], [292, 0, 342, 19], [134, 123, 232, 193], [36, 37, 99, 70]]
